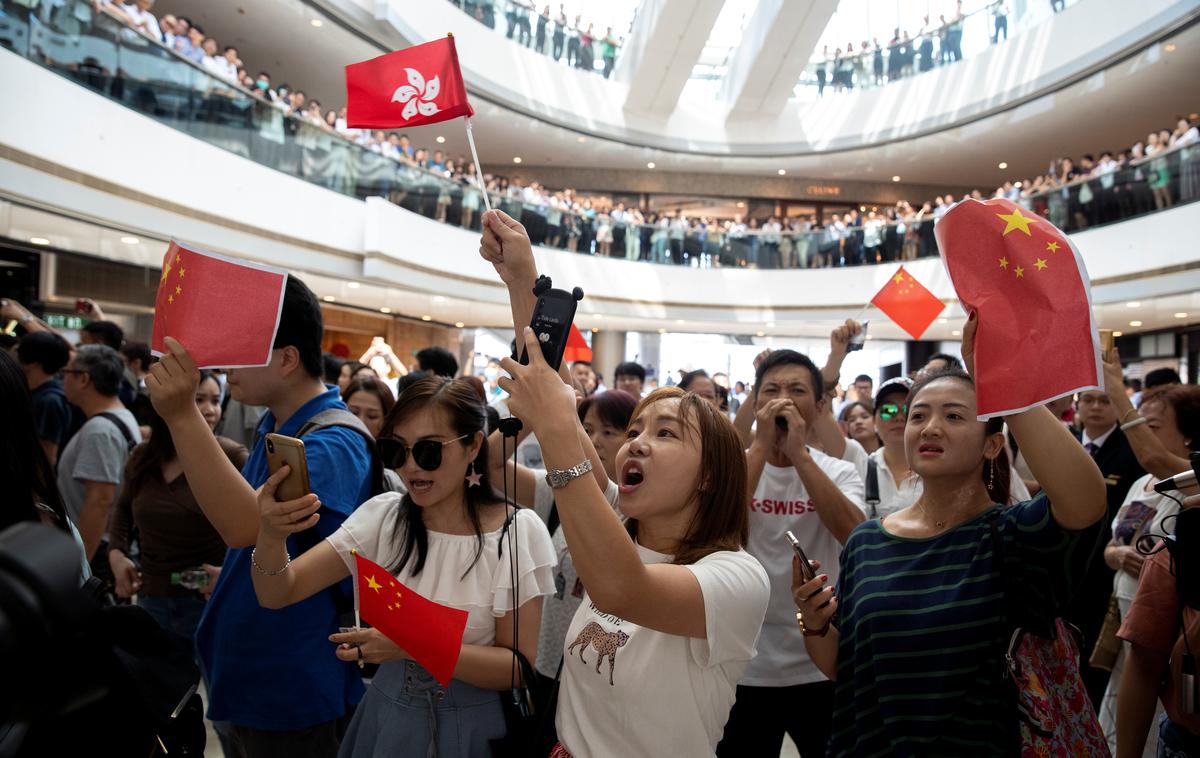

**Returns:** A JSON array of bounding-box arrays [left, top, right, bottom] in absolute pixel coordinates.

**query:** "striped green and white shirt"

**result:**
[[828, 495, 1099, 757]]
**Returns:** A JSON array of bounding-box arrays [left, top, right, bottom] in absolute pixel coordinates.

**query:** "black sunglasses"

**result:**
[[376, 433, 468, 471]]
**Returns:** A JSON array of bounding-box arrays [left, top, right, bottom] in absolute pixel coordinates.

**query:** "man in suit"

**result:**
[[1068, 389, 1146, 707]]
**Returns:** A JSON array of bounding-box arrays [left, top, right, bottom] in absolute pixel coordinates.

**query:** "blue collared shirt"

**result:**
[[195, 387, 372, 730]]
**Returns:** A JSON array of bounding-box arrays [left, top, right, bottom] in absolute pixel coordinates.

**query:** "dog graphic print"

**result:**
[[567, 621, 629, 685]]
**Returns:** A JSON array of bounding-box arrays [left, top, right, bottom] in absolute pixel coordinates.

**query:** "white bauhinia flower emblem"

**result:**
[[391, 68, 441, 121]]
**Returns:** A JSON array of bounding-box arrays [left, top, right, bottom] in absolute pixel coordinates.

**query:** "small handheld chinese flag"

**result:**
[[870, 266, 945, 340], [346, 36, 474, 129], [150, 241, 287, 369], [563, 324, 592, 364], [935, 198, 1101, 419], [354, 551, 468, 686]]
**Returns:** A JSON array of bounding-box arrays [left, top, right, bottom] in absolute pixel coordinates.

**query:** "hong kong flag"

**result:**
[[345, 36, 474, 129], [354, 551, 468, 687], [151, 241, 287, 369], [935, 198, 1101, 419]]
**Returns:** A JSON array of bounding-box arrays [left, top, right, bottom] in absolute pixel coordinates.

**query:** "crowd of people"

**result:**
[[4, 205, 1199, 757], [64, 2, 1198, 273]]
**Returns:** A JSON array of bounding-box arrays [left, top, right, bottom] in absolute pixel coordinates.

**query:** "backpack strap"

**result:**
[[296, 408, 385, 498], [865, 457, 880, 519], [95, 412, 137, 452]]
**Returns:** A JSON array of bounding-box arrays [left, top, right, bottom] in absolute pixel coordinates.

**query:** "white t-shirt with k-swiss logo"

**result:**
[[741, 449, 866, 687], [555, 543, 769, 757]]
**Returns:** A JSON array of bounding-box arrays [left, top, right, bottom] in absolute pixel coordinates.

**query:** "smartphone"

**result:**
[[518, 276, 584, 371], [75, 298, 91, 315], [1099, 329, 1114, 360], [847, 320, 869, 352], [786, 530, 817, 582], [265, 433, 311, 501]]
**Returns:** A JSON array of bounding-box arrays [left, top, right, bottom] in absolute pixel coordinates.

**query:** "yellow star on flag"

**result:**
[[1015, 266, 1025, 278], [1034, 258, 1048, 271], [1045, 241, 1060, 253], [175, 285, 182, 295], [366, 575, 383, 593], [161, 260, 172, 282], [892, 272, 905, 284], [998, 257, 1009, 269], [996, 208, 1038, 237], [178, 267, 186, 278], [167, 294, 174, 304]]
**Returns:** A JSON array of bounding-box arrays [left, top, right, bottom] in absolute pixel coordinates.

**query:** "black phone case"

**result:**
[[518, 276, 584, 371]]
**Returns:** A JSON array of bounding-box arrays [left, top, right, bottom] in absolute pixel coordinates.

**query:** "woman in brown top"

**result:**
[[108, 370, 247, 640]]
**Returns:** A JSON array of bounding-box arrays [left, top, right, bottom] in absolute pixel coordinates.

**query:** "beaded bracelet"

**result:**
[[251, 546, 292, 576]]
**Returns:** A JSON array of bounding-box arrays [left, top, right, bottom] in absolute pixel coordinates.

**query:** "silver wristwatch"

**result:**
[[545, 459, 593, 489]]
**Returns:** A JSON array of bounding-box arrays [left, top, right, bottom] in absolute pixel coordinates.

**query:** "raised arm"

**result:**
[[962, 317, 1105, 529], [1102, 347, 1191, 481], [145, 338, 261, 547], [812, 320, 864, 459]]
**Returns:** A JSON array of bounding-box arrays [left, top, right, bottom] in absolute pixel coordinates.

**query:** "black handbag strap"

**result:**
[[95, 411, 137, 452], [865, 458, 880, 519]]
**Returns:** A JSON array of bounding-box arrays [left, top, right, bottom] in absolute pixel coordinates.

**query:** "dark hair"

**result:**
[[906, 368, 1011, 505], [17, 331, 71, 375], [322, 352, 344, 385], [72, 345, 125, 397], [854, 374, 873, 385], [415, 346, 459, 378], [272, 275, 323, 378], [380, 377, 497, 577], [678, 369, 711, 391], [126, 371, 220, 491], [0, 333, 17, 351], [614, 361, 646, 382], [1139, 385, 1200, 451], [625, 388, 749, 565], [578, 389, 638, 430], [81, 320, 124, 350], [341, 360, 367, 380], [572, 360, 593, 369], [1144, 367, 1182, 389], [342, 376, 396, 416], [396, 370, 431, 398], [121, 342, 153, 372], [754, 350, 824, 398], [0, 350, 69, 533], [839, 401, 873, 422], [924, 353, 964, 372]]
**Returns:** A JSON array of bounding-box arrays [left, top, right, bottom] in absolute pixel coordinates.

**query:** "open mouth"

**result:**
[[619, 460, 645, 494], [407, 478, 434, 495], [917, 443, 945, 457]]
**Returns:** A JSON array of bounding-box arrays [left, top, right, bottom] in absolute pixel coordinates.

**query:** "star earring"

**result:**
[[466, 462, 482, 488]]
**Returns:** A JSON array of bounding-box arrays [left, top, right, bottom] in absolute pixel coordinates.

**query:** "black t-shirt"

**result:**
[[31, 379, 79, 450]]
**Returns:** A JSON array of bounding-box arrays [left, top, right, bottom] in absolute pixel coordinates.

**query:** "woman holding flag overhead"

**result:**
[[250, 376, 556, 756]]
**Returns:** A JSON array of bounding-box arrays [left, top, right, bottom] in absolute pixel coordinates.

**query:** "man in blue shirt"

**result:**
[[147, 275, 372, 757]]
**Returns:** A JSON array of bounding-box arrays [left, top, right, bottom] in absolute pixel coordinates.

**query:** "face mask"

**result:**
[[484, 367, 499, 381], [256, 80, 269, 90]]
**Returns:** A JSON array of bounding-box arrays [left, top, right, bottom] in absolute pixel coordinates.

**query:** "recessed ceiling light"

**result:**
[[435, 136, 445, 144], [432, 295, 446, 303], [1113, 331, 1123, 336], [1014, 181, 1023, 188], [120, 235, 139, 245], [347, 282, 360, 289], [591, 327, 600, 333], [593, 313, 602, 319], [322, 295, 335, 302], [736, 201, 745, 208], [646, 162, 656, 169], [951, 329, 962, 336], [1126, 301, 1140, 308], [455, 321, 465, 328], [675, 319, 685, 325], [1129, 320, 1143, 327], [310, 18, 323, 27], [766, 321, 775, 328], [1165, 43, 1177, 52], [998, 162, 1008, 170], [512, 156, 522, 164], [859, 205, 866, 212], [657, 328, 666, 334], [29, 237, 49, 245], [777, 169, 786, 176], [756, 331, 765, 337], [891, 175, 901, 182], [937, 318, 948, 324], [379, 307, 391, 314], [421, 315, 432, 321], [1174, 312, 1188, 318]]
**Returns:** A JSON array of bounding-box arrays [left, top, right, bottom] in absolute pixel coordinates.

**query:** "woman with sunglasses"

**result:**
[[251, 376, 556, 756], [793, 318, 1105, 756]]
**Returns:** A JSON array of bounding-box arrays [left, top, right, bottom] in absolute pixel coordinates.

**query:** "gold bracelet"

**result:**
[[1121, 407, 1140, 423]]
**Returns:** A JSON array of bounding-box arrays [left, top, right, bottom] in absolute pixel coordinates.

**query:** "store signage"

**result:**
[[806, 185, 842, 196], [45, 314, 88, 330]]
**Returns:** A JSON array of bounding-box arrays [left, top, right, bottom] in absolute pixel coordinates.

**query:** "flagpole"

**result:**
[[464, 116, 493, 213], [351, 550, 364, 668]]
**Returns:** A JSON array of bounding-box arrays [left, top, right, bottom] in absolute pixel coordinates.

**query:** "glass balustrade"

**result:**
[[2, 0, 1196, 272]]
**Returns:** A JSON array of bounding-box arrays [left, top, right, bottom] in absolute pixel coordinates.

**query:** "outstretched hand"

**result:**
[[479, 209, 537, 288]]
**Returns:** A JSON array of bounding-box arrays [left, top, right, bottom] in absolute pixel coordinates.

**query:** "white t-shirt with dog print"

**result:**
[[555, 543, 769, 757]]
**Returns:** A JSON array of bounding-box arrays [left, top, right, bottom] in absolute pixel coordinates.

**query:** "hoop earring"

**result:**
[[986, 458, 996, 491], [465, 462, 482, 488]]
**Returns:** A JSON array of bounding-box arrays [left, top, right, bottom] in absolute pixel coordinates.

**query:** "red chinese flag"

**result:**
[[563, 324, 592, 364], [150, 241, 287, 369], [935, 198, 1101, 419], [345, 36, 474, 129], [869, 265, 945, 340], [354, 552, 468, 687]]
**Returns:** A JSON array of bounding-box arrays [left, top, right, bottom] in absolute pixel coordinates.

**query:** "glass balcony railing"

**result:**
[[2, 0, 1197, 273]]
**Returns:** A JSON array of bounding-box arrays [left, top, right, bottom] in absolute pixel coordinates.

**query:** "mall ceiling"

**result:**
[[157, 0, 1199, 193]]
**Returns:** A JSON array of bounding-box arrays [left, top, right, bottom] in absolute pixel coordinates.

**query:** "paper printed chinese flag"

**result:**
[[150, 241, 288, 369], [870, 266, 945, 340], [346, 36, 474, 129], [935, 198, 1101, 419], [563, 324, 592, 364], [354, 551, 468, 687]]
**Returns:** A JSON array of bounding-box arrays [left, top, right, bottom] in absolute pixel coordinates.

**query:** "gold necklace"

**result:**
[[914, 500, 945, 530]]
